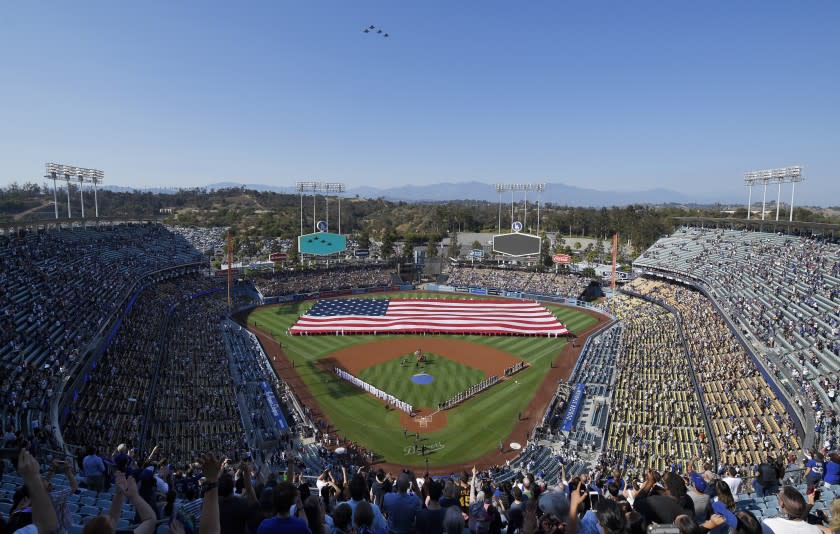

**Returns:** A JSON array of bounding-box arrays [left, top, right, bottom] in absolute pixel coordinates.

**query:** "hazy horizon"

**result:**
[[1, 1, 838, 205]]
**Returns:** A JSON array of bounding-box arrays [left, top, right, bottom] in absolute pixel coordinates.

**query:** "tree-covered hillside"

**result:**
[[3, 182, 838, 256]]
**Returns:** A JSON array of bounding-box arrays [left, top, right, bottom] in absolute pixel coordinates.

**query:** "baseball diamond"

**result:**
[[243, 292, 603, 469]]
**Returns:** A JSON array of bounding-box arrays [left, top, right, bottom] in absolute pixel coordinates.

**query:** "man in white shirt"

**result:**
[[760, 487, 822, 534], [721, 467, 742, 497]]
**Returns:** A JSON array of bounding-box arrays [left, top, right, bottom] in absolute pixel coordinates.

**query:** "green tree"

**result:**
[[426, 239, 439, 257], [541, 233, 552, 266], [381, 233, 394, 258], [357, 231, 371, 249], [287, 240, 299, 265]]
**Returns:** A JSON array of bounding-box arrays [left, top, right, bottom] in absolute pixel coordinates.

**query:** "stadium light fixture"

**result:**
[[295, 181, 347, 235], [45, 162, 105, 219], [78, 170, 85, 218], [89, 169, 104, 218], [494, 183, 546, 235], [743, 166, 803, 222]]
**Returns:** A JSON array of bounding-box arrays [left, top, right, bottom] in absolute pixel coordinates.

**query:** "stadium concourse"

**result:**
[[2, 222, 840, 534]]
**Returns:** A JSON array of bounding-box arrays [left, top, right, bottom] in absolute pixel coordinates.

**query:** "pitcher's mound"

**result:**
[[411, 373, 435, 385]]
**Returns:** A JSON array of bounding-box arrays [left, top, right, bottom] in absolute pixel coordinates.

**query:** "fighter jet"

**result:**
[[363, 25, 390, 38]]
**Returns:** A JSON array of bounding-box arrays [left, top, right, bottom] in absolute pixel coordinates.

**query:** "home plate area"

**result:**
[[327, 338, 527, 433]]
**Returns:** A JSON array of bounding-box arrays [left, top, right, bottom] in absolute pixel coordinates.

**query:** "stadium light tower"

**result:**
[[45, 163, 59, 219], [77, 169, 86, 218], [295, 181, 347, 235], [495, 183, 546, 234], [744, 166, 803, 222], [64, 170, 72, 218], [743, 171, 759, 220], [89, 168, 104, 218], [295, 181, 317, 236], [45, 162, 105, 219]]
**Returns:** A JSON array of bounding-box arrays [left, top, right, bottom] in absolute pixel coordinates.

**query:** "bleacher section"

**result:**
[[61, 276, 227, 457], [253, 265, 394, 297], [146, 294, 245, 466], [0, 224, 205, 447], [605, 295, 708, 472], [634, 228, 836, 448], [446, 266, 590, 297], [627, 278, 802, 470]]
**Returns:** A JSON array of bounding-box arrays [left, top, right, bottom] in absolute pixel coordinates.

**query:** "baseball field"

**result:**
[[244, 291, 601, 469]]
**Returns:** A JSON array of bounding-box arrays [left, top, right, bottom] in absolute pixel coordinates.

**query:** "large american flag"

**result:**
[[288, 298, 569, 336]]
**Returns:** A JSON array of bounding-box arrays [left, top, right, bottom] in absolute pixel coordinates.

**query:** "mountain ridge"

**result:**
[[98, 180, 737, 206]]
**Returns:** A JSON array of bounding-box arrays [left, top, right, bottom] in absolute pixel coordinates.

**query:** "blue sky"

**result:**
[[1, 1, 838, 204]]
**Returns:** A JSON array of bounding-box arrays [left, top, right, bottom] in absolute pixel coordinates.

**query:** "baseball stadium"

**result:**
[[3, 3, 840, 532], [2, 180, 839, 533]]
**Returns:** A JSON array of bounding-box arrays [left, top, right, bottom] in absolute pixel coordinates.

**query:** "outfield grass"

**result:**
[[358, 354, 486, 408], [246, 292, 599, 467]]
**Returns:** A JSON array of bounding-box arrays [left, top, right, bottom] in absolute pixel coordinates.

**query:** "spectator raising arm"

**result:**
[[18, 448, 58, 534], [238, 462, 258, 506], [199, 453, 222, 534], [469, 465, 478, 505], [112, 472, 157, 534]]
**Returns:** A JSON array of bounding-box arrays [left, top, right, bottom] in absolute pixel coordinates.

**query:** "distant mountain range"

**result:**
[[345, 181, 731, 206], [101, 181, 737, 207]]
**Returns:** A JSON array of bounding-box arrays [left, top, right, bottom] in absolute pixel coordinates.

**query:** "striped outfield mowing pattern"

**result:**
[[246, 291, 600, 466], [357, 355, 486, 408]]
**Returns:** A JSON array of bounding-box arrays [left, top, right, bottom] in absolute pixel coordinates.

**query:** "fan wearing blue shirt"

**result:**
[[382, 473, 421, 534], [257, 481, 311, 534]]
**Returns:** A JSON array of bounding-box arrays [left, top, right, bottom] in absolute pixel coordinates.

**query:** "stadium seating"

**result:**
[[626, 278, 801, 469], [604, 295, 708, 472], [446, 266, 590, 298], [252, 265, 395, 297], [4, 223, 836, 534], [634, 227, 838, 448], [0, 225, 204, 448]]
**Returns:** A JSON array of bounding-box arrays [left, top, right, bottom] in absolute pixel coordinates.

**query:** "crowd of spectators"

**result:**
[[252, 266, 395, 297], [222, 322, 302, 455], [0, 224, 204, 451], [61, 276, 211, 454], [9, 223, 840, 534], [4, 441, 840, 534], [147, 295, 246, 466], [605, 294, 709, 473], [626, 278, 802, 470], [634, 228, 838, 457], [446, 266, 590, 298]]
